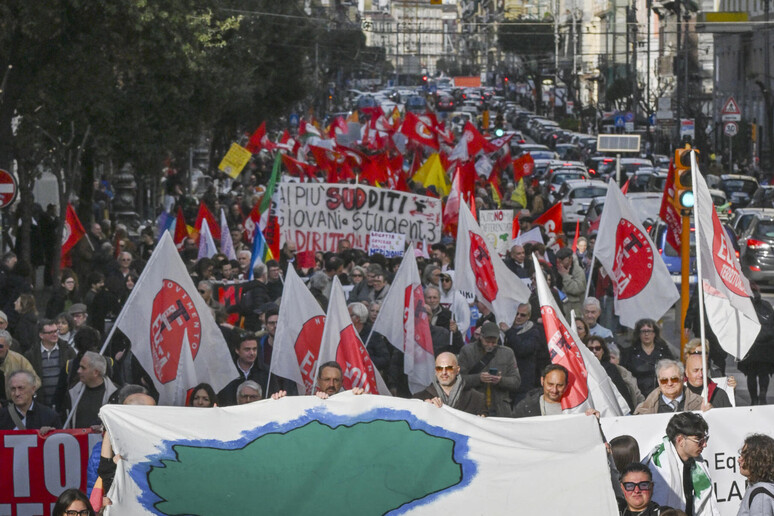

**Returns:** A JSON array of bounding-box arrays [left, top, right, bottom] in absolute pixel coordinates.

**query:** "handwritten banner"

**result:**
[[478, 209, 513, 257], [368, 231, 405, 258], [277, 183, 441, 253], [0, 430, 101, 515]]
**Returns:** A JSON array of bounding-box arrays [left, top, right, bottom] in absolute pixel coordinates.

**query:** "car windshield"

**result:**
[[755, 221, 774, 239], [570, 187, 606, 199], [722, 180, 758, 194], [711, 194, 727, 206], [553, 173, 585, 184], [528, 151, 554, 159]]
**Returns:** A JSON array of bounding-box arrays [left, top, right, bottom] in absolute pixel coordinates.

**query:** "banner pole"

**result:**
[[689, 151, 709, 405]]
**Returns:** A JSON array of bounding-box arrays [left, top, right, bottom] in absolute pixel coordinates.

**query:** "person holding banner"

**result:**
[[634, 359, 704, 415]]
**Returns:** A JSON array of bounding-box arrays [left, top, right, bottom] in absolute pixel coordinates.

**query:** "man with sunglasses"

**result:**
[[634, 359, 703, 415], [644, 412, 719, 515], [619, 463, 665, 515], [414, 352, 485, 416]]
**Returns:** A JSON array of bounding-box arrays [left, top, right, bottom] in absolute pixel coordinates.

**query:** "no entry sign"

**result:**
[[0, 169, 17, 208]]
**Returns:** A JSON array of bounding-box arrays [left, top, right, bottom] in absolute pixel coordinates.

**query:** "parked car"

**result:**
[[750, 185, 774, 208], [738, 212, 774, 284], [730, 208, 774, 237], [718, 174, 759, 208], [545, 169, 592, 202], [555, 179, 607, 232], [649, 220, 697, 284]]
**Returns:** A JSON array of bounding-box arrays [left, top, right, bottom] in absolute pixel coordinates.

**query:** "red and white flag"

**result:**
[[370, 244, 434, 394], [691, 151, 760, 358], [243, 202, 261, 244], [61, 203, 86, 267], [316, 277, 390, 394], [194, 202, 220, 241], [271, 266, 326, 394], [659, 160, 682, 252], [594, 180, 679, 328], [400, 112, 439, 150], [533, 202, 563, 245], [513, 153, 535, 182], [115, 232, 235, 405], [532, 254, 629, 416], [454, 200, 531, 326], [449, 121, 497, 161]]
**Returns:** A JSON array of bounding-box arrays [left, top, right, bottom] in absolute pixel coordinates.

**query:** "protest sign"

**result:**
[[218, 143, 252, 179], [601, 405, 774, 516], [478, 209, 513, 257], [101, 395, 618, 515], [277, 183, 442, 253], [368, 231, 405, 258], [0, 430, 102, 515]]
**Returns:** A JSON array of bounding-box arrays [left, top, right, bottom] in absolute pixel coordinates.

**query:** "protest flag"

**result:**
[[400, 112, 439, 150], [412, 153, 450, 197], [249, 226, 273, 280], [316, 277, 390, 394], [454, 200, 531, 326], [571, 220, 580, 252], [115, 232, 235, 405], [449, 122, 497, 161], [532, 254, 629, 416], [370, 244, 435, 394], [533, 202, 563, 244], [194, 202, 220, 241], [620, 177, 630, 194], [258, 153, 281, 231], [659, 160, 682, 252], [219, 209, 236, 260], [513, 153, 535, 183], [197, 219, 217, 260], [61, 203, 86, 268], [173, 207, 189, 250], [243, 202, 261, 244], [691, 151, 760, 359], [512, 214, 520, 240], [594, 180, 679, 328], [156, 210, 175, 243], [271, 266, 326, 394], [244, 121, 266, 153]]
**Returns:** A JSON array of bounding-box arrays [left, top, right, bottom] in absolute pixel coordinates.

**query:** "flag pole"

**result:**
[[689, 151, 709, 404]]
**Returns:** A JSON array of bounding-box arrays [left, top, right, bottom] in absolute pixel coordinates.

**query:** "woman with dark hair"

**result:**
[[55, 312, 76, 348], [738, 433, 774, 515], [189, 383, 218, 407], [52, 488, 95, 516], [586, 335, 634, 411], [620, 318, 675, 397], [575, 318, 590, 345], [610, 435, 641, 474], [12, 293, 38, 353], [46, 270, 81, 318]]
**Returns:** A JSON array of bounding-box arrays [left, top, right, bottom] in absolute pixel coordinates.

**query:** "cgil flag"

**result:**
[[370, 244, 435, 394], [114, 232, 235, 405], [316, 277, 390, 395], [594, 180, 680, 328], [691, 151, 760, 359], [271, 266, 326, 395], [61, 203, 86, 267], [454, 200, 531, 327], [532, 254, 629, 417]]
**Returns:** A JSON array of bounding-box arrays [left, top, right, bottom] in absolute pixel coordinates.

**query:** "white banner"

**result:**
[[278, 183, 442, 253], [101, 395, 618, 515], [601, 405, 774, 516], [368, 231, 405, 258], [478, 209, 513, 257]]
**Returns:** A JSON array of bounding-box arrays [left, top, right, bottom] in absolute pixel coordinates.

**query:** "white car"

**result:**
[[556, 179, 608, 233]]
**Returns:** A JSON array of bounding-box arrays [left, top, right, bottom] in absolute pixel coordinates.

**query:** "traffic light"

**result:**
[[493, 113, 505, 137], [673, 146, 697, 211]]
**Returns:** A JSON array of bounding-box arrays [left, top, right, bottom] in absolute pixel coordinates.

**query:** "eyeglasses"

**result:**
[[639, 329, 655, 334], [622, 481, 652, 492], [658, 376, 681, 385], [64, 510, 91, 516], [588, 345, 603, 351], [515, 312, 529, 318], [686, 435, 709, 446], [441, 277, 452, 282], [435, 365, 455, 372]]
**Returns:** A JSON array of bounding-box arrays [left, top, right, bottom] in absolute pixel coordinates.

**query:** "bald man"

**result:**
[[414, 352, 486, 416]]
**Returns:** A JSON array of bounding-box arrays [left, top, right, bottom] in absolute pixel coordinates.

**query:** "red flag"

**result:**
[[329, 116, 349, 138], [243, 202, 261, 244], [400, 112, 439, 150], [512, 215, 520, 239], [61, 204, 86, 268], [194, 202, 220, 241], [571, 220, 580, 252], [173, 207, 189, 250], [659, 160, 682, 252], [513, 153, 535, 182], [308, 145, 341, 173], [533, 203, 563, 241], [281, 154, 316, 181], [450, 122, 497, 160], [425, 113, 454, 145], [245, 122, 266, 154], [359, 106, 384, 119], [620, 178, 631, 194], [335, 145, 366, 168], [275, 129, 298, 154], [487, 132, 515, 150]]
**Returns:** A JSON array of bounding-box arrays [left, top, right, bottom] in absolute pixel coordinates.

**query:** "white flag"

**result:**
[[594, 180, 680, 328], [271, 266, 326, 395], [219, 208, 236, 260], [316, 277, 390, 395], [533, 254, 630, 417], [692, 152, 760, 358], [371, 244, 435, 394], [454, 200, 531, 326], [197, 219, 217, 260], [115, 232, 235, 405]]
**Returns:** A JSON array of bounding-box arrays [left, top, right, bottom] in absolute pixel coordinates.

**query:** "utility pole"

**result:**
[[554, 0, 559, 119]]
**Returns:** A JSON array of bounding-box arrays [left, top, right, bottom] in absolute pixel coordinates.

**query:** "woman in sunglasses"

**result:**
[[620, 319, 676, 397], [585, 335, 634, 411], [634, 359, 705, 415]]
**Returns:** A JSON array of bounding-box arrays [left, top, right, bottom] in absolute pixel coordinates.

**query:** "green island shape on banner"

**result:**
[[147, 419, 463, 515]]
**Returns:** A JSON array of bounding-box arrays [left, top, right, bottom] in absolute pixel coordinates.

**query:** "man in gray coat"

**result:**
[[458, 321, 521, 417]]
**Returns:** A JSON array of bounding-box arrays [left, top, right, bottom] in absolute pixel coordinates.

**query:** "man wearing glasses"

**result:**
[[503, 303, 549, 405], [644, 412, 720, 515], [634, 359, 704, 414], [414, 352, 485, 416], [24, 319, 75, 407], [619, 463, 664, 515]]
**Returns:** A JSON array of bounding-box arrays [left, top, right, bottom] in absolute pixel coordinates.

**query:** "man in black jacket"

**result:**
[[414, 352, 485, 416], [0, 370, 61, 431]]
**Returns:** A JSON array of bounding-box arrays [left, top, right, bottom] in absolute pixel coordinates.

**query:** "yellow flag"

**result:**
[[490, 183, 501, 208], [512, 178, 527, 209], [218, 143, 252, 179], [412, 153, 450, 196]]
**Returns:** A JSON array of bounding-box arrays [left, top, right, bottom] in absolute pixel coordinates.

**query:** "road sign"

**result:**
[[0, 169, 17, 209], [721, 96, 741, 122], [724, 121, 738, 137], [624, 111, 635, 122], [680, 119, 695, 139], [614, 115, 625, 128]]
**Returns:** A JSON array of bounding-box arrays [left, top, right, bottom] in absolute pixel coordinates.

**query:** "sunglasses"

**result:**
[[515, 312, 529, 317], [659, 376, 681, 385], [588, 345, 603, 351], [622, 481, 652, 492], [435, 365, 455, 372], [441, 277, 452, 282], [686, 435, 710, 446]]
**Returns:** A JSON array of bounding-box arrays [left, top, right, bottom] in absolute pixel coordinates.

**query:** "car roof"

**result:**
[[563, 179, 607, 188], [720, 174, 758, 181]]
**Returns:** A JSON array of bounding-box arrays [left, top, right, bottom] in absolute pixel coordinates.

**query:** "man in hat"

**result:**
[[68, 303, 89, 337], [458, 321, 521, 417]]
